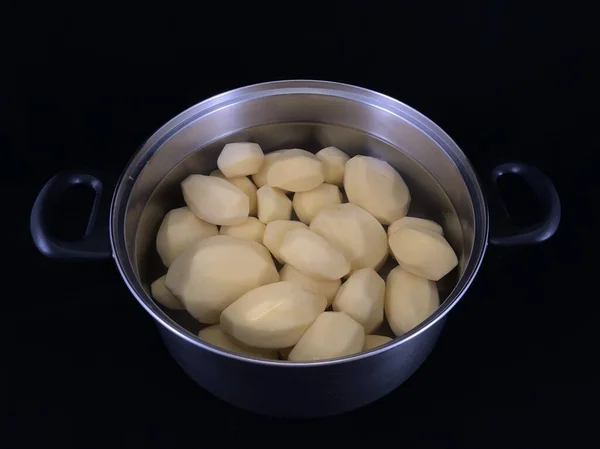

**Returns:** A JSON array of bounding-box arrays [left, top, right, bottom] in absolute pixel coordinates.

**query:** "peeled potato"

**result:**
[[363, 334, 393, 351], [344, 155, 411, 224], [150, 275, 185, 310], [292, 183, 342, 224], [266, 149, 324, 192], [210, 170, 258, 216], [279, 228, 351, 281], [288, 312, 365, 361], [263, 220, 308, 264], [280, 264, 341, 306], [164, 235, 279, 324], [385, 266, 440, 336], [310, 203, 388, 272], [332, 268, 385, 333], [256, 186, 292, 224], [388, 216, 443, 237], [252, 151, 283, 188], [198, 325, 277, 359], [220, 217, 266, 244], [155, 207, 218, 267], [315, 146, 349, 186], [389, 226, 458, 281], [220, 281, 327, 349], [182, 174, 249, 226], [217, 142, 265, 178]]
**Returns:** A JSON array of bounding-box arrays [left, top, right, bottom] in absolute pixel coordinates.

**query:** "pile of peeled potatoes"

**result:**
[[149, 143, 458, 361]]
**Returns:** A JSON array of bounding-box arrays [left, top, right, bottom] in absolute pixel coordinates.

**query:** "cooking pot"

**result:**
[[30, 80, 560, 417]]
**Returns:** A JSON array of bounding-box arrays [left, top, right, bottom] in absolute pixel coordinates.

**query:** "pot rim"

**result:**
[[110, 80, 489, 367]]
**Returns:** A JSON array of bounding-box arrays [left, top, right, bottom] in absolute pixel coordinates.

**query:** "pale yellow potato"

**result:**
[[388, 226, 458, 281], [310, 203, 388, 272], [220, 217, 266, 244], [182, 174, 249, 226], [164, 235, 279, 324], [155, 207, 218, 267], [279, 228, 351, 281], [198, 325, 277, 359], [217, 142, 265, 178], [262, 220, 308, 264], [210, 170, 258, 216], [252, 151, 283, 188], [266, 149, 324, 192], [220, 281, 327, 349], [280, 264, 341, 306], [292, 183, 343, 224], [332, 268, 385, 333], [385, 266, 439, 336], [256, 186, 292, 223], [344, 155, 411, 224], [150, 275, 185, 310], [363, 334, 393, 351], [288, 312, 365, 361], [315, 146, 349, 186], [387, 216, 443, 237]]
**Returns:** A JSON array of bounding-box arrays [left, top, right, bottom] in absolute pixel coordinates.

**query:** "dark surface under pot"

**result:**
[[6, 10, 599, 448]]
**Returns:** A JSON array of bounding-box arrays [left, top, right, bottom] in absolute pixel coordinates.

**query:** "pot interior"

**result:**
[[113, 82, 487, 344], [133, 123, 466, 336]]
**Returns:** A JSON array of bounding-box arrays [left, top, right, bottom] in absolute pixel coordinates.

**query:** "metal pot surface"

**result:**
[[30, 80, 560, 417]]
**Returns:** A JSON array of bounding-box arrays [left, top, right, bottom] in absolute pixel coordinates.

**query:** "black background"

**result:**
[[4, 2, 598, 448]]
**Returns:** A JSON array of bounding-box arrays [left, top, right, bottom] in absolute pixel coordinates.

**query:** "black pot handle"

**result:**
[[30, 171, 113, 260], [488, 162, 561, 246]]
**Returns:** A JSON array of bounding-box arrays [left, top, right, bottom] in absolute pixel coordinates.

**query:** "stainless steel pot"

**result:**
[[30, 80, 560, 417]]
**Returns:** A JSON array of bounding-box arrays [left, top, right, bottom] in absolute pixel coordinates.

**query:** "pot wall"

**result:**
[[158, 317, 446, 417]]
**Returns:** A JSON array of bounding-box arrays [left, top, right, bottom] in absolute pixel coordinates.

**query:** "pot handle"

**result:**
[[30, 171, 113, 260], [488, 162, 561, 246]]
